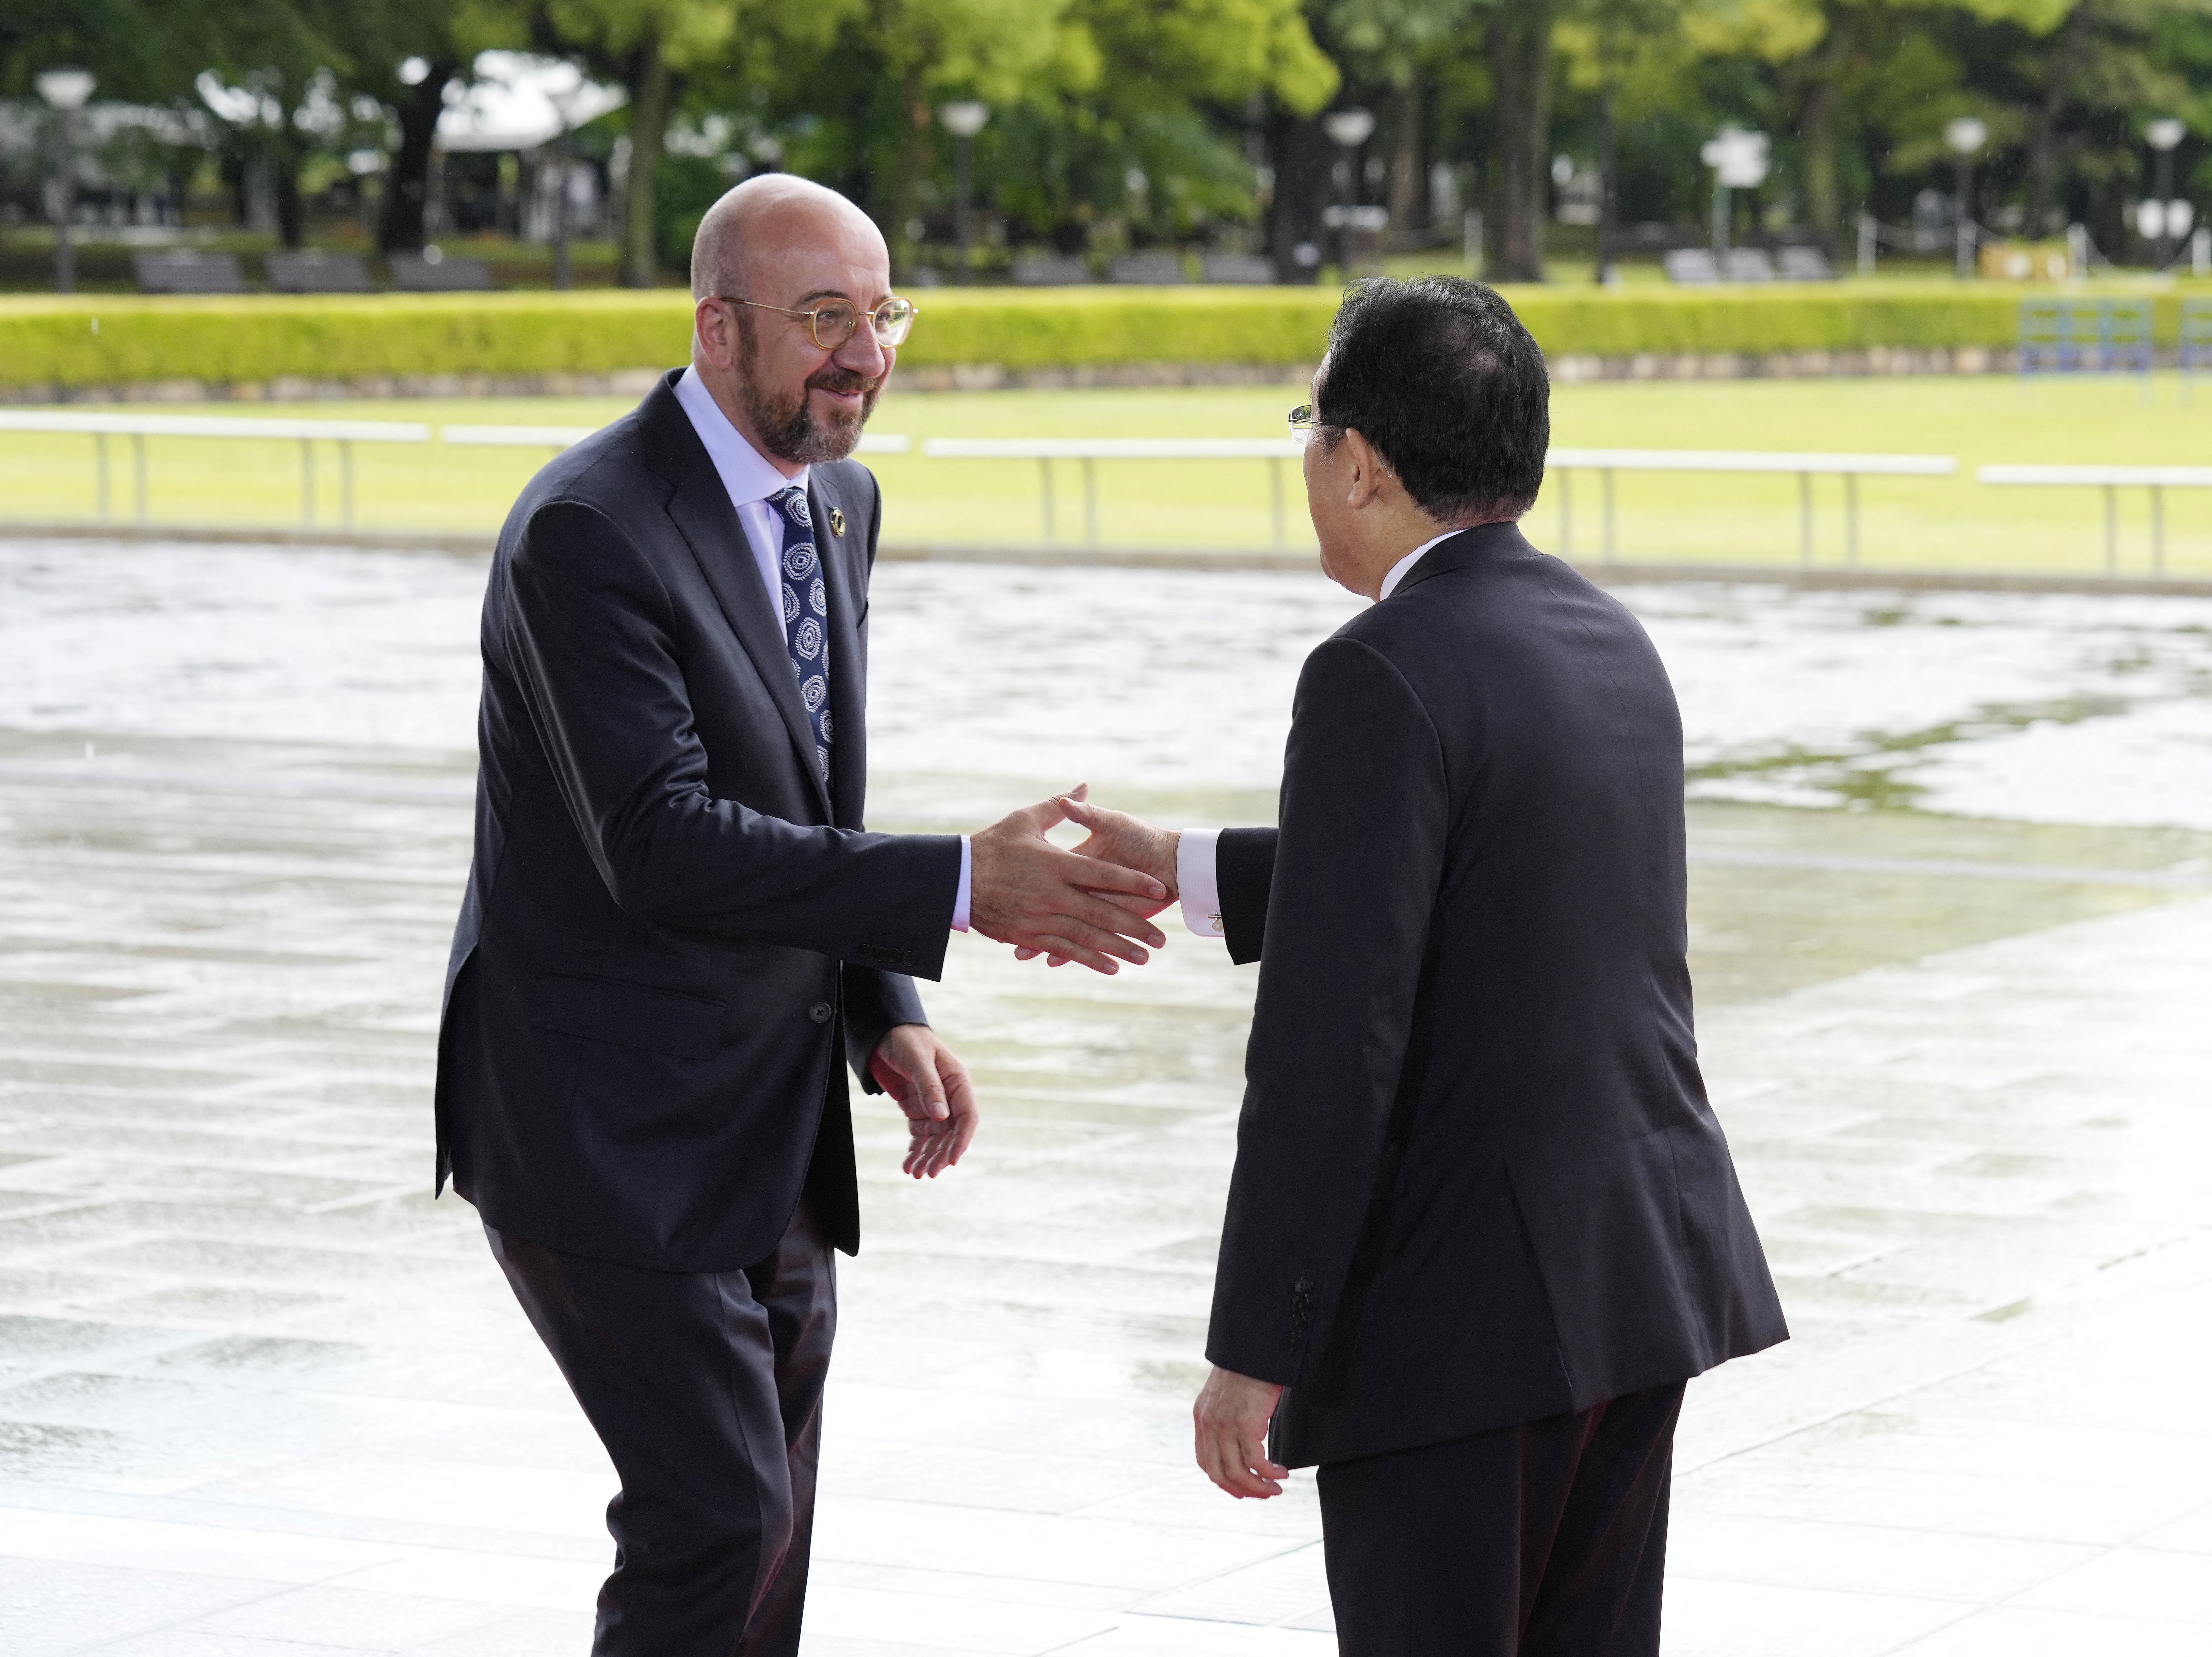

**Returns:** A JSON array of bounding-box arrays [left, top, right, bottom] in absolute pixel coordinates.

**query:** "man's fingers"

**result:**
[[911, 1056, 949, 1120], [1048, 849, 1164, 903], [1072, 894, 1165, 949]]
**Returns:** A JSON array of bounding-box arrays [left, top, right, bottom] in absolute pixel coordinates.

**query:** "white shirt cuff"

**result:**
[[1176, 828, 1225, 942], [951, 835, 972, 932]]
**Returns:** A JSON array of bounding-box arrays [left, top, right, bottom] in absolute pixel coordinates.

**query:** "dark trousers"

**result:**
[[1317, 1380, 1684, 1657], [487, 1201, 836, 1657]]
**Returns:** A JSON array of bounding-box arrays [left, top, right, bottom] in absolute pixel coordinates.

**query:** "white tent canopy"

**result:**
[[436, 53, 627, 154]]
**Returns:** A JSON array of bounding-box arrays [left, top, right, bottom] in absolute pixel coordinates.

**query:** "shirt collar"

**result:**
[[674, 364, 807, 509], [1378, 529, 1460, 601]]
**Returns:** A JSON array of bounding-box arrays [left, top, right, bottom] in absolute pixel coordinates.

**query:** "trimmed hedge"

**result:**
[[1, 281, 2203, 392]]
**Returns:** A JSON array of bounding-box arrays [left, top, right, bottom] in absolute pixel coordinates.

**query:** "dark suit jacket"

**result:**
[[434, 371, 962, 1273], [1205, 522, 1787, 1468]]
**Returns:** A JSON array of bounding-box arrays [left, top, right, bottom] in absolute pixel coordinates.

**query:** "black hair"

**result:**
[[1314, 276, 1549, 524]]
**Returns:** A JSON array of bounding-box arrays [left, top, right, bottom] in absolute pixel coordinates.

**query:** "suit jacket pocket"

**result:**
[[528, 973, 726, 1061]]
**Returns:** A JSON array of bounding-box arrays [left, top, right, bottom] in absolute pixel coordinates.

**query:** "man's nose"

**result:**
[[835, 325, 888, 379]]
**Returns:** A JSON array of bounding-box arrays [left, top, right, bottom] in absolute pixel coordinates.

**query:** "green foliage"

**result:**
[[4, 284, 2203, 392]]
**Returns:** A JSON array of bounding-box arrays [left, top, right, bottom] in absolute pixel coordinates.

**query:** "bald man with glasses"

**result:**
[[434, 176, 1168, 1657]]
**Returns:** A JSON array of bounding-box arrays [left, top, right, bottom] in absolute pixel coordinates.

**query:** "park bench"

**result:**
[[388, 250, 494, 291], [1108, 252, 1187, 284], [2019, 297, 2153, 380], [1662, 248, 1719, 284], [264, 251, 376, 293], [131, 250, 247, 294], [1776, 245, 1835, 280], [1011, 254, 1094, 285], [1201, 253, 1277, 284]]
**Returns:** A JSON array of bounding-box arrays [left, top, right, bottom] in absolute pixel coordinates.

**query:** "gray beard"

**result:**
[[736, 322, 878, 466]]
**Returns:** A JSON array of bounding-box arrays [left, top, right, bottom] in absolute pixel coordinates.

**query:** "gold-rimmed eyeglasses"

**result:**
[[717, 294, 917, 350], [1288, 403, 1321, 447]]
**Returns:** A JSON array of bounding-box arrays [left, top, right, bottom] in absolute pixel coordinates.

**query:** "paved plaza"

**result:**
[[1, 538, 2209, 1655]]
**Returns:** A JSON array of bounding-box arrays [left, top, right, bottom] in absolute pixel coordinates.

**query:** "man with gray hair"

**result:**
[[434, 176, 1168, 1655]]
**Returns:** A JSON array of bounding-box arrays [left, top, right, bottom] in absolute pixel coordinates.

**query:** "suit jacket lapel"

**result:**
[[811, 470, 868, 830], [642, 379, 834, 821]]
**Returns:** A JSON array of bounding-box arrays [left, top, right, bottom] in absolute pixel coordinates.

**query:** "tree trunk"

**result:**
[[1485, 1, 1550, 281], [2026, 1, 2096, 236], [379, 63, 455, 253], [1786, 3, 1852, 253], [1266, 110, 1324, 283], [886, 71, 929, 284], [275, 132, 306, 248], [1798, 75, 1840, 253], [1387, 81, 1421, 233], [620, 23, 671, 288]]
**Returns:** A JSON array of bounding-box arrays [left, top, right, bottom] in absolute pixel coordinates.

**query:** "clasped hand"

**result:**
[[1002, 790, 1181, 970], [969, 785, 1172, 974]]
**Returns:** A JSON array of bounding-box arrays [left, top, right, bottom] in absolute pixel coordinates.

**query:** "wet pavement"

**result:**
[[0, 538, 2208, 1655]]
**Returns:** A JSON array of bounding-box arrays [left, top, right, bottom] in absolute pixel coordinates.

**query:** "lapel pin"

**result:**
[[827, 507, 846, 538]]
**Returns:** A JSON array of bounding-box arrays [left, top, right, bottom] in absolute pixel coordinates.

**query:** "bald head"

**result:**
[[690, 175, 887, 302]]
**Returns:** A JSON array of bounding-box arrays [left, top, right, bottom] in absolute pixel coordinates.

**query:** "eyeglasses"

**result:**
[[718, 294, 918, 350], [1288, 403, 1321, 447]]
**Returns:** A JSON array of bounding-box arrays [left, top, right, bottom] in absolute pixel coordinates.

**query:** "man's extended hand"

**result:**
[[870, 1023, 978, 1179], [1015, 792, 1180, 966], [970, 788, 1168, 975], [1193, 1365, 1288, 1499]]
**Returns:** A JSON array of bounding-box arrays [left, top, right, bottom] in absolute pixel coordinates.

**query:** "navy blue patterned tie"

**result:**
[[768, 486, 833, 789]]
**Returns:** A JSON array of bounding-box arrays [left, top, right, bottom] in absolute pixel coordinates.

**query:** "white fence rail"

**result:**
[[441, 424, 911, 455], [1976, 464, 2212, 573], [10, 413, 2199, 578], [0, 410, 430, 528], [1545, 448, 1958, 566], [922, 436, 1302, 546], [0, 411, 908, 530]]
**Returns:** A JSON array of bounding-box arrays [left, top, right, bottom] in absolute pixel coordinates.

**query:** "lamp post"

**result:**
[[35, 68, 96, 296], [1699, 127, 1769, 259], [2147, 118, 2187, 267], [1321, 107, 1376, 278], [938, 101, 989, 285], [1944, 116, 1987, 279]]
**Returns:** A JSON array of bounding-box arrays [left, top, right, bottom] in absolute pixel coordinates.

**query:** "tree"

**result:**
[[1483, 0, 1554, 279], [1319, 0, 1477, 233], [537, 0, 747, 285]]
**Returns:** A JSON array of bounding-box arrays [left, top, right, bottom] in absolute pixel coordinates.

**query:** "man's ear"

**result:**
[[694, 298, 737, 370], [1340, 428, 1389, 507]]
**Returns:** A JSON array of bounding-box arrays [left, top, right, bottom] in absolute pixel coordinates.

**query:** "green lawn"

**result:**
[[5, 371, 2209, 576]]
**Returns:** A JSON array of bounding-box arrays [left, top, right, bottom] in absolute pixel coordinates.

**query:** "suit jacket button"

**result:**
[[809, 1002, 833, 1024]]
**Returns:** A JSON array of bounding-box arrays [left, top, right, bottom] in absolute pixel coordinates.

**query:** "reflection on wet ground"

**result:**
[[0, 543, 2208, 1654]]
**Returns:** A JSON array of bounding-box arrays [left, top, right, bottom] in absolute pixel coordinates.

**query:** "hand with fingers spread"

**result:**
[[1193, 1365, 1288, 1499], [870, 1023, 978, 1179], [1014, 791, 1181, 967], [969, 787, 1169, 974]]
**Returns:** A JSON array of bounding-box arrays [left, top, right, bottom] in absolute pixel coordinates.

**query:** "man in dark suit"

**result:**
[[434, 176, 1168, 1657], [1055, 277, 1788, 1654]]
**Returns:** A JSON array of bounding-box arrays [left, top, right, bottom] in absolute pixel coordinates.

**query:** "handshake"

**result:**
[[969, 785, 1183, 973]]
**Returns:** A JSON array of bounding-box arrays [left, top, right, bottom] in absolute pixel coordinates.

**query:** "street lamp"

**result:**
[[35, 67, 96, 296], [2145, 118, 2188, 267], [1944, 116, 1987, 279], [938, 100, 989, 285], [1699, 127, 1769, 258], [1322, 107, 1376, 277]]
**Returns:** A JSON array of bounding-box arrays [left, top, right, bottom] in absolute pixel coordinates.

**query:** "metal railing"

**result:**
[[441, 424, 911, 455], [0, 409, 429, 528], [1976, 464, 2212, 573], [0, 411, 907, 530], [1544, 449, 1958, 566], [921, 436, 1302, 546], [9, 414, 2200, 579]]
